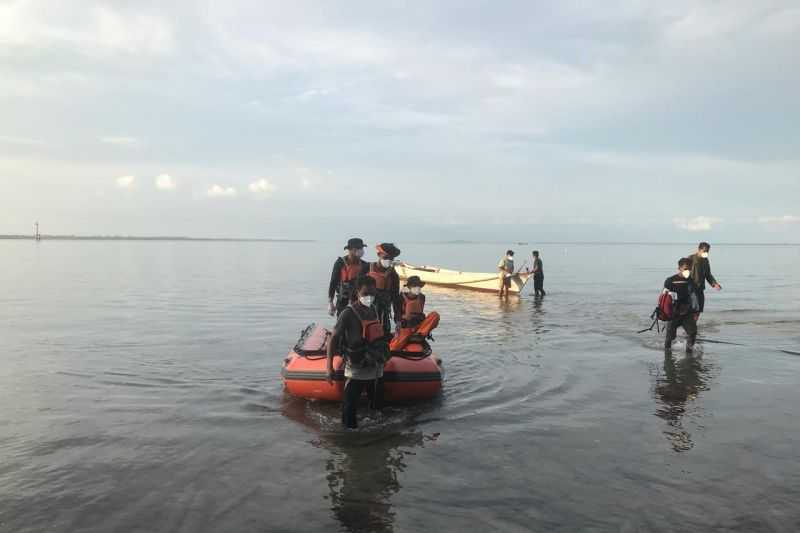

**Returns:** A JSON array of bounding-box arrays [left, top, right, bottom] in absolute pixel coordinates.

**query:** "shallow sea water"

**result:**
[[1, 240, 799, 532]]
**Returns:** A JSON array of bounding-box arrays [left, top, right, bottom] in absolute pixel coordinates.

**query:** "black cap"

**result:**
[[532, 250, 539, 256], [405, 275, 425, 288], [506, 250, 514, 256], [344, 237, 366, 250], [376, 242, 401, 259]]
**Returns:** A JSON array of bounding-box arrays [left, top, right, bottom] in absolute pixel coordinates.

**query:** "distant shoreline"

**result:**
[[1, 235, 797, 246], [0, 235, 315, 242]]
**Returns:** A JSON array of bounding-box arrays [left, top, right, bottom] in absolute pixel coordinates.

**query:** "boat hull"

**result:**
[[281, 324, 443, 402], [396, 263, 531, 294]]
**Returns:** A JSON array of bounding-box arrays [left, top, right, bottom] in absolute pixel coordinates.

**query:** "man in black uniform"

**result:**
[[326, 276, 389, 429], [368, 242, 402, 335], [327, 238, 369, 317], [688, 241, 722, 322], [664, 257, 700, 352], [532, 250, 545, 297]]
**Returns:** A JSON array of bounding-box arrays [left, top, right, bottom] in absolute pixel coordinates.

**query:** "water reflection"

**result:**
[[653, 352, 712, 452], [281, 396, 437, 533]]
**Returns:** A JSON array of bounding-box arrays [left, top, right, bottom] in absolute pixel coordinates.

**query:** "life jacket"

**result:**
[[390, 311, 440, 352], [368, 262, 392, 291], [401, 293, 425, 326], [345, 304, 388, 367], [337, 257, 363, 302]]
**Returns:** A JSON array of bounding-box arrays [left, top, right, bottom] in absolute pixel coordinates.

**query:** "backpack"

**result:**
[[638, 292, 673, 334]]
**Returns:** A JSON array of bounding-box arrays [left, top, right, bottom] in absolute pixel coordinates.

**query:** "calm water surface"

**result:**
[[1, 241, 799, 532]]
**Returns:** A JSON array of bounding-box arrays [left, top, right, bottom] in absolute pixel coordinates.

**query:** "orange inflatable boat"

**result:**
[[282, 320, 443, 402]]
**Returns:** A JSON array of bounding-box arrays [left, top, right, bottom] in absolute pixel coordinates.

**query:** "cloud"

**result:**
[[101, 136, 141, 148], [207, 184, 237, 197], [673, 216, 722, 232], [155, 174, 176, 190], [758, 215, 800, 225], [248, 178, 276, 196], [301, 178, 312, 190], [116, 175, 135, 188]]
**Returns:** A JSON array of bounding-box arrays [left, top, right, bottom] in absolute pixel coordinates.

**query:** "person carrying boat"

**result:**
[[400, 275, 426, 329], [326, 275, 390, 429], [328, 238, 369, 317], [497, 250, 515, 297], [688, 241, 722, 322], [531, 250, 545, 297], [368, 243, 402, 335], [664, 257, 700, 352]]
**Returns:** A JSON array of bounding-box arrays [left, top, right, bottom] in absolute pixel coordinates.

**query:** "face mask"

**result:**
[[410, 287, 421, 296], [507, 256, 513, 261], [359, 295, 374, 307], [700, 252, 709, 259], [681, 270, 691, 279], [380, 258, 392, 268], [354, 249, 364, 258]]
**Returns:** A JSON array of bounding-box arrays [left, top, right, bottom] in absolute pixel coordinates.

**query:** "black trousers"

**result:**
[[696, 290, 705, 313], [533, 273, 545, 296], [665, 314, 697, 350], [341, 378, 384, 429]]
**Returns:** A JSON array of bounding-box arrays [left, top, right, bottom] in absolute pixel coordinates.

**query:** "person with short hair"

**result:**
[[532, 250, 545, 297], [688, 241, 722, 321], [328, 238, 369, 317], [664, 257, 700, 352], [498, 250, 515, 297], [327, 276, 389, 429]]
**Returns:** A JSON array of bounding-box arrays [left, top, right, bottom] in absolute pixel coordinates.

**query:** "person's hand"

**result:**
[[327, 300, 335, 316], [713, 283, 722, 290], [326, 368, 334, 385]]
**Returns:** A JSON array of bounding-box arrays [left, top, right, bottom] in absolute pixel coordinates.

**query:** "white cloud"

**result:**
[[248, 178, 276, 196], [301, 178, 312, 190], [758, 215, 800, 225], [207, 184, 237, 197], [116, 175, 135, 188], [673, 216, 721, 232], [155, 174, 176, 190], [0, 135, 48, 147], [101, 136, 141, 148]]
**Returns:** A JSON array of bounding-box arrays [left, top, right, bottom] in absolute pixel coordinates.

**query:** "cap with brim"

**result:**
[[376, 242, 401, 259], [344, 238, 366, 250], [405, 275, 425, 288]]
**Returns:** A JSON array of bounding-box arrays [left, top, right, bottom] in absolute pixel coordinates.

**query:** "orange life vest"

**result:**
[[340, 258, 362, 283], [401, 293, 425, 322], [368, 263, 393, 291], [350, 304, 384, 344]]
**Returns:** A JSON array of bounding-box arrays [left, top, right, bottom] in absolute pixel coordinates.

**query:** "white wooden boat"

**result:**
[[395, 262, 532, 294]]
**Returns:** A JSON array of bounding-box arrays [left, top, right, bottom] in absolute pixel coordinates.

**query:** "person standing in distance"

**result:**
[[498, 250, 515, 298], [531, 250, 545, 297], [328, 238, 369, 317], [688, 241, 722, 322]]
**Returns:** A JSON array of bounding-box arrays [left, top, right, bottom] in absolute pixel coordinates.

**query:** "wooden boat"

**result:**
[[395, 262, 532, 294]]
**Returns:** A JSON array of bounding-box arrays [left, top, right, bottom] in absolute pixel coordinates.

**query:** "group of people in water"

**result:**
[[662, 241, 722, 352], [320, 237, 721, 428], [325, 238, 427, 428]]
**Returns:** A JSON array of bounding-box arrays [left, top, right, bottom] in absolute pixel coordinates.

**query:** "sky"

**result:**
[[1, 0, 799, 242]]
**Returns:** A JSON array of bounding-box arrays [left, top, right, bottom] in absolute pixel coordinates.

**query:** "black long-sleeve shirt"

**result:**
[[664, 274, 697, 316], [328, 257, 369, 301], [688, 254, 718, 291]]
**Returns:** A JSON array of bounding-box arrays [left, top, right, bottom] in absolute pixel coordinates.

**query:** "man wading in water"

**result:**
[[663, 257, 700, 352], [498, 250, 515, 298], [688, 241, 722, 322], [327, 276, 389, 429]]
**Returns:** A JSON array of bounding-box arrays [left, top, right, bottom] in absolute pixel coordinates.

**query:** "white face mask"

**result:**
[[410, 287, 421, 296], [507, 255, 514, 261], [380, 258, 392, 268], [354, 248, 364, 258], [700, 252, 709, 259], [681, 270, 691, 279], [359, 295, 374, 307]]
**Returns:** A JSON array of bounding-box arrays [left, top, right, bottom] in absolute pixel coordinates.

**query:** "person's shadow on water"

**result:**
[[281, 395, 439, 533], [653, 352, 712, 452]]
